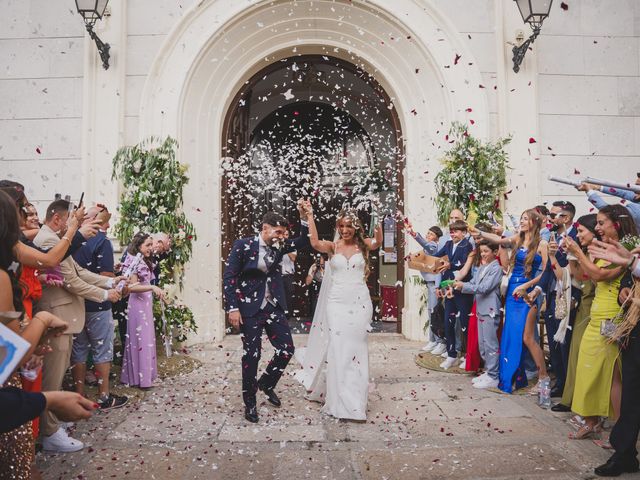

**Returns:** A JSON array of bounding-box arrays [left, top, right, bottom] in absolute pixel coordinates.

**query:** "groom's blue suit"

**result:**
[[223, 223, 310, 407]]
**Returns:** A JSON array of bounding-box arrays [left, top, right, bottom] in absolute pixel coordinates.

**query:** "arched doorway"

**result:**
[[221, 55, 405, 333]]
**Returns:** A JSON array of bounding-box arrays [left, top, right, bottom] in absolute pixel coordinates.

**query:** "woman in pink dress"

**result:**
[[121, 233, 165, 388]]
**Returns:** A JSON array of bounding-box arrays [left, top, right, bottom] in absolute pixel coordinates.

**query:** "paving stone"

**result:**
[[218, 422, 326, 442], [434, 396, 532, 420], [355, 444, 578, 480], [37, 334, 615, 480]]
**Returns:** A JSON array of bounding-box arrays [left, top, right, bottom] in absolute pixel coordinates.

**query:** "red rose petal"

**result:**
[[528, 137, 536, 144]]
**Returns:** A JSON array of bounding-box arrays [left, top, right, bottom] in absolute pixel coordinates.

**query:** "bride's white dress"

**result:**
[[295, 252, 372, 420]]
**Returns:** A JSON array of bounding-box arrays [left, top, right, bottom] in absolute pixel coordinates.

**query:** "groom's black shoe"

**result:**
[[244, 405, 259, 423], [550, 403, 571, 412], [594, 456, 639, 477], [258, 383, 281, 407]]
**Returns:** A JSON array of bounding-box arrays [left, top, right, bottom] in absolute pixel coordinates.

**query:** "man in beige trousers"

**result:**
[[34, 199, 121, 453]]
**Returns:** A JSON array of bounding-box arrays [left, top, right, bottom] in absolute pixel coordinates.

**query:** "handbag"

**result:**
[[554, 286, 569, 319]]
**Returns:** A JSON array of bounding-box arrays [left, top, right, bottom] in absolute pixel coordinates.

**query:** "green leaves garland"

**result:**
[[434, 122, 511, 225], [112, 136, 198, 342]]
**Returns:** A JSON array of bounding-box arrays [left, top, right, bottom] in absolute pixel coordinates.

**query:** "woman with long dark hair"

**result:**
[[497, 209, 549, 394], [120, 232, 166, 388], [565, 205, 638, 440], [297, 205, 381, 420], [555, 214, 599, 411]]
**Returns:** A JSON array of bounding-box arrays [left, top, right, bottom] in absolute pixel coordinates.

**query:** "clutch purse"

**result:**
[[600, 319, 617, 339]]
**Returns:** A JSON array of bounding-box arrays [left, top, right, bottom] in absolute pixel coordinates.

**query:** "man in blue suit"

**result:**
[[223, 205, 310, 423]]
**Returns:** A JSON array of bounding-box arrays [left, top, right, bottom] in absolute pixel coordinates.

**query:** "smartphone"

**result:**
[[549, 231, 556, 242], [78, 192, 85, 208]]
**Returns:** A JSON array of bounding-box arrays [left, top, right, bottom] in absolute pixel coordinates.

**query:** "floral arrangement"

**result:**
[[112, 136, 198, 344], [434, 122, 511, 225], [620, 234, 640, 252], [153, 301, 196, 343]]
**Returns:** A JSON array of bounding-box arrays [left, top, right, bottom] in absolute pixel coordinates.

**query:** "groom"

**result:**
[[223, 203, 310, 423]]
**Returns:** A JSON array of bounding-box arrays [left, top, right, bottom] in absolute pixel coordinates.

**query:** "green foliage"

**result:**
[[410, 275, 429, 331], [112, 136, 198, 342], [153, 302, 196, 343], [434, 122, 511, 225]]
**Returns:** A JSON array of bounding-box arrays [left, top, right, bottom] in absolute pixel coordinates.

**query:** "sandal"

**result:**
[[593, 438, 613, 449], [568, 422, 602, 440]]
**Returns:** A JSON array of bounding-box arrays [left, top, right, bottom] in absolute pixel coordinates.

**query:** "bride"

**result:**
[[295, 202, 382, 420]]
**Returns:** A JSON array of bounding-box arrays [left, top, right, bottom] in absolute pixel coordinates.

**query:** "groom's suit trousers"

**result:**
[[240, 303, 295, 407]]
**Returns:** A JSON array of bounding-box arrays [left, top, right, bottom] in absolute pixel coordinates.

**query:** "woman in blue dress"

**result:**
[[496, 209, 549, 393]]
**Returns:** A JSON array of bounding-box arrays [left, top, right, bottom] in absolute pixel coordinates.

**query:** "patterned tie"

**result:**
[[263, 245, 276, 270]]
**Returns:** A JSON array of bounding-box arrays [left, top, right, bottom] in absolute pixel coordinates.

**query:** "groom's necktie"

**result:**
[[263, 246, 276, 270]]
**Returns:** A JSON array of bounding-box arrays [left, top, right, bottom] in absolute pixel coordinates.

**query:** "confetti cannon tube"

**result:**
[[584, 176, 640, 194], [547, 175, 582, 188]]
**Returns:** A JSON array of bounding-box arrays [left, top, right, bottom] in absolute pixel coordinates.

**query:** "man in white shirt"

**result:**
[[280, 230, 297, 318]]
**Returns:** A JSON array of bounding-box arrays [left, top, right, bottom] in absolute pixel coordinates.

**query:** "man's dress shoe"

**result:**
[[259, 384, 281, 407], [594, 456, 639, 477], [244, 405, 259, 423], [551, 403, 571, 412]]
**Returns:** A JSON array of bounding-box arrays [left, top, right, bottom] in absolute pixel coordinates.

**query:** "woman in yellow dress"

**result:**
[[564, 205, 638, 439]]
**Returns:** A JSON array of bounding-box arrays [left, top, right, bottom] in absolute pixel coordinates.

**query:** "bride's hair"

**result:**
[[335, 210, 371, 279]]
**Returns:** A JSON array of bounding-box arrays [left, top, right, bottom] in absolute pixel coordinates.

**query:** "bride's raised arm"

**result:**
[[305, 201, 335, 255], [364, 218, 382, 251]]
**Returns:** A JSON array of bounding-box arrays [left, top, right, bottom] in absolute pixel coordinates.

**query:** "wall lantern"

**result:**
[[512, 0, 553, 73], [75, 0, 111, 70]]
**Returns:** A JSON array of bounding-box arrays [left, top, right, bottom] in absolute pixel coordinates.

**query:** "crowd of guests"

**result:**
[[0, 179, 171, 479], [408, 176, 640, 477]]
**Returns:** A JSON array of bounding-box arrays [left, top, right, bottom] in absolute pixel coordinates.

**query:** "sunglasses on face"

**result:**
[[548, 213, 567, 219]]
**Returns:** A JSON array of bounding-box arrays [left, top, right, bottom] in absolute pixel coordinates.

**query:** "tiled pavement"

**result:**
[[37, 334, 635, 479]]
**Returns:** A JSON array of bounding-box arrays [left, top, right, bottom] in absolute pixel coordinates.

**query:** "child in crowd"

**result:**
[[408, 225, 445, 354], [433, 220, 474, 369], [453, 240, 503, 388]]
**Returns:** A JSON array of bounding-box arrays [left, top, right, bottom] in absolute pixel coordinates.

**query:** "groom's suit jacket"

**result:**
[[223, 224, 310, 318]]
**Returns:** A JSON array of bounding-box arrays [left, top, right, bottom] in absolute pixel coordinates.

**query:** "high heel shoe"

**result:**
[[568, 420, 602, 440]]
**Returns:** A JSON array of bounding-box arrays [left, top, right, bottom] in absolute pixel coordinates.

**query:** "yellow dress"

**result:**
[[571, 260, 622, 418]]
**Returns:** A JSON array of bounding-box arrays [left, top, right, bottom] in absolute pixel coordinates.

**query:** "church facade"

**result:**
[[2, 0, 639, 343]]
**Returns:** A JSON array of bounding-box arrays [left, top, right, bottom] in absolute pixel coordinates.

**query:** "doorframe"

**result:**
[[221, 54, 405, 333]]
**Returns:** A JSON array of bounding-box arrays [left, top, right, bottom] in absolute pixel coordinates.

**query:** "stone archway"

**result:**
[[138, 0, 490, 343], [220, 54, 405, 333]]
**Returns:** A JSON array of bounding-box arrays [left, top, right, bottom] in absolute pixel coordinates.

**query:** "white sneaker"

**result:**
[[60, 421, 74, 430], [431, 343, 447, 356], [422, 341, 437, 352], [458, 358, 466, 370], [440, 357, 457, 370], [42, 427, 84, 453], [472, 372, 489, 384], [473, 376, 499, 389], [440, 350, 449, 359]]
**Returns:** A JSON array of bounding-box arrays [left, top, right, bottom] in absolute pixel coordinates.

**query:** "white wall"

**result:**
[[536, 0, 640, 216], [0, 0, 84, 212]]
